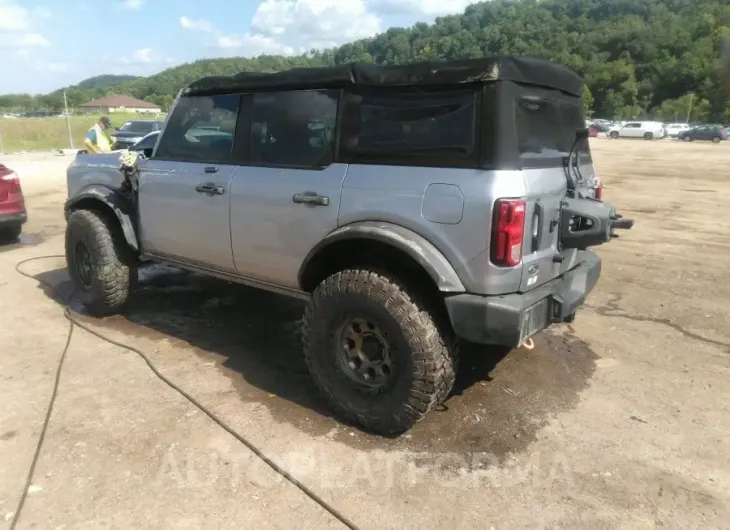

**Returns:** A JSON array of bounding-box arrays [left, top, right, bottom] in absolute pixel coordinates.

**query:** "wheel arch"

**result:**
[[65, 186, 139, 253], [298, 221, 465, 295]]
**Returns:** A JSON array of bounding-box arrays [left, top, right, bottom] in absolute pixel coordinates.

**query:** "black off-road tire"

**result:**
[[302, 269, 458, 435], [65, 209, 136, 316], [0, 225, 21, 243]]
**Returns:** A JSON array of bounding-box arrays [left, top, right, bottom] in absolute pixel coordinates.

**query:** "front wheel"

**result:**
[[302, 269, 457, 435], [683, 135, 693, 142], [65, 209, 137, 316], [609, 131, 619, 139]]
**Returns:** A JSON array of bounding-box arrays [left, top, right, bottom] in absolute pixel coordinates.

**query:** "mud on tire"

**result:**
[[302, 269, 457, 435], [65, 209, 136, 316]]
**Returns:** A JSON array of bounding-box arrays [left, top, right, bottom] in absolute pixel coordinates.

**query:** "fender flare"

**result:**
[[64, 185, 139, 253], [299, 221, 465, 292]]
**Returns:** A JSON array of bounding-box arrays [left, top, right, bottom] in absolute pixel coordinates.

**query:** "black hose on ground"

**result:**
[[11, 255, 360, 530]]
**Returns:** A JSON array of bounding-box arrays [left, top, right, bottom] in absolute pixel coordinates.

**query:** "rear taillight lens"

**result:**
[[0, 165, 21, 199], [491, 199, 526, 267]]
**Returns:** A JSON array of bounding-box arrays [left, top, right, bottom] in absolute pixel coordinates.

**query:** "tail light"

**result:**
[[595, 182, 603, 200], [0, 165, 21, 201], [491, 199, 526, 267]]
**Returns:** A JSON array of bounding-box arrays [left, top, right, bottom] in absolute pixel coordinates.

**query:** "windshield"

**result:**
[[119, 121, 157, 133]]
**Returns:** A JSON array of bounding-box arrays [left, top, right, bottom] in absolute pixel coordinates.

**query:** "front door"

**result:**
[[137, 93, 241, 272], [229, 89, 346, 289]]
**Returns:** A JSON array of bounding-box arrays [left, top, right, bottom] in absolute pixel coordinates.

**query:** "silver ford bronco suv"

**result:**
[[64, 57, 633, 435]]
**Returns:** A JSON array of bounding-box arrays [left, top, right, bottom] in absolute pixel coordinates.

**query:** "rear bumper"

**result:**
[[0, 211, 27, 227], [444, 252, 601, 347]]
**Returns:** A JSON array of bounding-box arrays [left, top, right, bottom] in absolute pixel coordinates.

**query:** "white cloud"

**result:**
[[119, 0, 144, 10], [182, 0, 381, 58], [132, 48, 153, 63], [0, 1, 51, 53], [367, 0, 477, 17], [180, 16, 213, 32], [0, 32, 50, 49], [217, 34, 294, 55], [251, 0, 381, 50], [181, 13, 295, 57], [0, 0, 31, 30]]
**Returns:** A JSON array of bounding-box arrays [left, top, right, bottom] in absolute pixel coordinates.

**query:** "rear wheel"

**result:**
[[65, 209, 137, 316], [302, 269, 457, 435], [712, 136, 721, 143], [643, 132, 654, 140], [610, 131, 619, 139], [0, 225, 21, 243], [683, 135, 693, 142]]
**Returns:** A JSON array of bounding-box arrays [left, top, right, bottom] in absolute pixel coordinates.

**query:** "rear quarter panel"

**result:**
[[338, 164, 527, 295]]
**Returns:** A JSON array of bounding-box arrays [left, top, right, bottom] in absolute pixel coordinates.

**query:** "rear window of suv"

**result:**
[[516, 95, 589, 168], [339, 88, 479, 168]]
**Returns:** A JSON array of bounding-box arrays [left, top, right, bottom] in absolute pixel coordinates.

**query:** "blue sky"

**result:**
[[0, 0, 477, 94]]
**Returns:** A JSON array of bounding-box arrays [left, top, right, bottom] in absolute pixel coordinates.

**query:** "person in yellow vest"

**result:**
[[84, 116, 114, 153]]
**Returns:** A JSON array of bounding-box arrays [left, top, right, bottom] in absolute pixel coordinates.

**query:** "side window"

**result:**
[[249, 89, 338, 168], [154, 94, 239, 163], [340, 89, 478, 167]]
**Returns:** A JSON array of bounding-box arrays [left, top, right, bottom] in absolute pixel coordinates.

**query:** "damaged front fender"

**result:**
[[65, 185, 139, 253]]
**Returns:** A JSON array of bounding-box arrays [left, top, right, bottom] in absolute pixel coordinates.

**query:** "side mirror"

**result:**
[[575, 128, 589, 140], [143, 148, 153, 158]]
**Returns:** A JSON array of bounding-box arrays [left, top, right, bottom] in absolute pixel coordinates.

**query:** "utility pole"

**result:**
[[685, 93, 694, 124], [63, 91, 73, 149]]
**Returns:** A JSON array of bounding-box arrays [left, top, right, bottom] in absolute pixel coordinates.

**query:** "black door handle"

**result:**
[[292, 192, 329, 206], [204, 166, 218, 173], [195, 183, 225, 195]]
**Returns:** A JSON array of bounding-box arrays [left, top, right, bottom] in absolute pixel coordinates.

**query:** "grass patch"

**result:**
[[0, 113, 166, 153]]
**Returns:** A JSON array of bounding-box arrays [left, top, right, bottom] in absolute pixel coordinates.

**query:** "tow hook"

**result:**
[[521, 338, 536, 350]]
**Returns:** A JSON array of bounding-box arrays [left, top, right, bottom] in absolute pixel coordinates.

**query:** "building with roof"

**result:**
[[78, 95, 161, 114]]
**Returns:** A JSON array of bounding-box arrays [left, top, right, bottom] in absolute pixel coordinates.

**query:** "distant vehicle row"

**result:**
[[589, 120, 728, 143]]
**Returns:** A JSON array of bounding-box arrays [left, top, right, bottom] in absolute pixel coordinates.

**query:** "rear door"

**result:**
[[138, 93, 240, 272], [514, 90, 596, 292], [229, 89, 346, 289]]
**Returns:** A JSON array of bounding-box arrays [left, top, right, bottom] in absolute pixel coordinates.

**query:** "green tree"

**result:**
[[583, 84, 594, 116]]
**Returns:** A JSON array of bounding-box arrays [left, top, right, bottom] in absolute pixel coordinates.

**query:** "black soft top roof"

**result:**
[[184, 56, 583, 97]]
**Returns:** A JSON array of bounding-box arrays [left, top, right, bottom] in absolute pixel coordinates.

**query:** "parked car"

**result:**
[[110, 120, 164, 150], [0, 163, 27, 242], [63, 57, 634, 435], [678, 125, 728, 143], [664, 123, 691, 138], [607, 121, 666, 140]]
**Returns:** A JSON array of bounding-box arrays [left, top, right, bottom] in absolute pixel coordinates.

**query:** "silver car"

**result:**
[[64, 57, 633, 435]]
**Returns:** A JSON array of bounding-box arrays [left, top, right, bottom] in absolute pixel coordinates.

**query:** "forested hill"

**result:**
[[73, 75, 140, 91], [2, 0, 729, 121]]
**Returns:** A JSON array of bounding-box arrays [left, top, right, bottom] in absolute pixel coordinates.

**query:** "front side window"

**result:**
[[249, 89, 338, 168], [340, 89, 478, 167], [154, 94, 239, 163]]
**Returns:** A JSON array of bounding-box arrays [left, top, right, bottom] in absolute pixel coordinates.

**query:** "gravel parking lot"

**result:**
[[1, 139, 729, 528]]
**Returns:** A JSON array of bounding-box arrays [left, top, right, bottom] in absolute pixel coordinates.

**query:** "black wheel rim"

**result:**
[[336, 317, 394, 391], [74, 241, 93, 288]]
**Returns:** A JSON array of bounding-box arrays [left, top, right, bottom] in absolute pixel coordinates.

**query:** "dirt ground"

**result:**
[[1, 139, 729, 529]]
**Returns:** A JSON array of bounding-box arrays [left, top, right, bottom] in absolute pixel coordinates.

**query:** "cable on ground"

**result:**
[[11, 255, 359, 530]]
